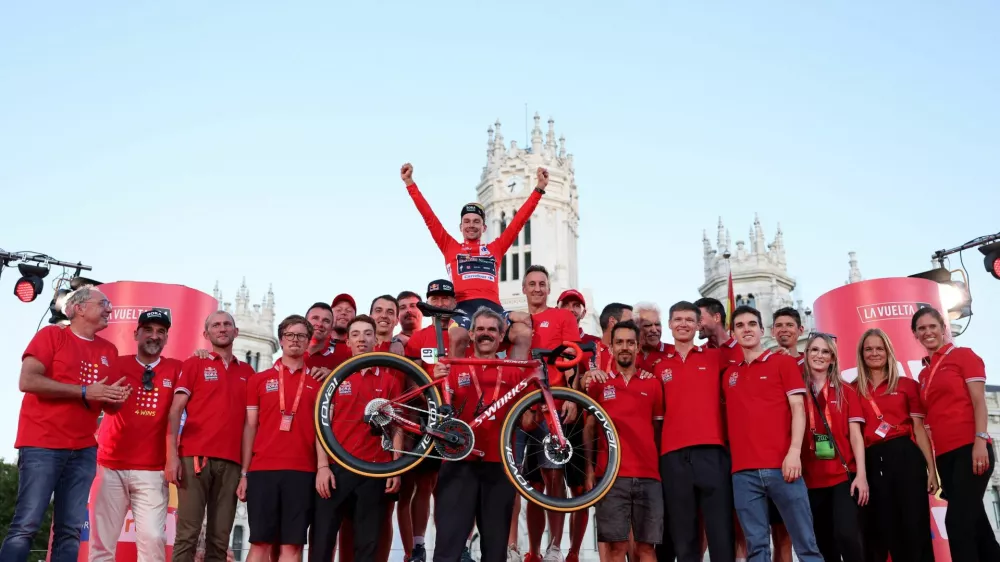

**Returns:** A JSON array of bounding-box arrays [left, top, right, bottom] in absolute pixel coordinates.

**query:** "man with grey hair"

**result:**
[[432, 306, 525, 562], [0, 286, 130, 561], [633, 301, 673, 372], [166, 310, 256, 562]]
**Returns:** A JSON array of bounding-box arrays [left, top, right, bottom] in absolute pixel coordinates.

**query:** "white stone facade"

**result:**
[[213, 279, 279, 372]]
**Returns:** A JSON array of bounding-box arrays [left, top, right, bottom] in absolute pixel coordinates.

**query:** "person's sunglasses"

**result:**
[[808, 331, 838, 342], [142, 365, 155, 391]]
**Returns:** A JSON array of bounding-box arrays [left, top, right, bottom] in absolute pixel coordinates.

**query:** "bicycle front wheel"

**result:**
[[500, 387, 621, 512], [314, 352, 445, 478]]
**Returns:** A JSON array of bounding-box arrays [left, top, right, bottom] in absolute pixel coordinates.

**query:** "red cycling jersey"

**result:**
[[407, 183, 543, 304]]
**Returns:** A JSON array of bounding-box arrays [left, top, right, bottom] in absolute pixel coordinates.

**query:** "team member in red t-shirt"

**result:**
[[310, 315, 403, 562], [912, 307, 1000, 561], [633, 302, 673, 372], [167, 311, 256, 562], [724, 306, 821, 562], [396, 290, 424, 345], [431, 307, 526, 562], [582, 320, 664, 562], [237, 315, 321, 561], [508, 265, 579, 562], [798, 333, 867, 562], [401, 162, 536, 360], [654, 301, 735, 562], [90, 310, 181, 562], [305, 302, 351, 371], [852, 328, 936, 561], [0, 287, 126, 562]]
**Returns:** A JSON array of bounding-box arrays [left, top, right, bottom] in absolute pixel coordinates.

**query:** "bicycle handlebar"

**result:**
[[532, 341, 593, 370]]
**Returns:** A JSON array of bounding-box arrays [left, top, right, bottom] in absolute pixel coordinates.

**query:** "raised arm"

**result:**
[[495, 167, 547, 252], [401, 163, 456, 253]]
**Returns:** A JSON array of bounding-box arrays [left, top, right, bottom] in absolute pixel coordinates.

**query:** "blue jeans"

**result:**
[[0, 446, 97, 562], [731, 469, 822, 562]]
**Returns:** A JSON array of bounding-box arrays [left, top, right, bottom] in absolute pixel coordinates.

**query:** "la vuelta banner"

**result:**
[[813, 277, 951, 561], [46, 281, 219, 562]]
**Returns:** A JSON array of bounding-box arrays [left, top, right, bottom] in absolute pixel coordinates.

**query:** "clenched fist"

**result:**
[[401, 163, 414, 186], [536, 167, 549, 190]]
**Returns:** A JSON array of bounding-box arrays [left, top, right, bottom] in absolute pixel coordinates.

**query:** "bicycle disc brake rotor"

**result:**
[[434, 419, 475, 460], [541, 433, 573, 466]]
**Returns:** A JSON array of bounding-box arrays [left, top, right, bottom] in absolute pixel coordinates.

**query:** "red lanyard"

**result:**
[[921, 345, 955, 402], [471, 365, 504, 406], [808, 380, 832, 433], [278, 363, 307, 417]]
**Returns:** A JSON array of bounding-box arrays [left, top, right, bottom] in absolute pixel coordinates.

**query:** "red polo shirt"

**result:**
[[853, 376, 925, 448], [331, 366, 403, 462], [711, 337, 743, 367], [98, 356, 182, 470], [579, 331, 604, 373], [448, 364, 526, 463], [587, 369, 664, 480], [247, 362, 321, 472], [305, 337, 352, 371], [175, 353, 254, 465], [531, 307, 579, 387], [723, 351, 807, 473], [405, 324, 451, 374], [655, 346, 726, 455], [801, 382, 865, 489], [918, 344, 987, 455], [637, 342, 674, 373], [16, 326, 119, 450]]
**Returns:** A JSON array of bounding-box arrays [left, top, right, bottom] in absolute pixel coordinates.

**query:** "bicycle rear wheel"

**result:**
[[314, 352, 445, 478], [500, 387, 621, 512]]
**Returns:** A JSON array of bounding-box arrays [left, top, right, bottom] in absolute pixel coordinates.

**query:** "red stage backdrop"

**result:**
[[46, 281, 219, 561], [812, 277, 951, 561]]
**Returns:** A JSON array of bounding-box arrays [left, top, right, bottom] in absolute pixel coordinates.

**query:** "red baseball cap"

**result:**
[[557, 289, 586, 307], [332, 293, 357, 311]]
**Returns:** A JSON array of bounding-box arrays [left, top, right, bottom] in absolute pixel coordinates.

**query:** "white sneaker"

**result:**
[[507, 544, 521, 562], [542, 545, 563, 562]]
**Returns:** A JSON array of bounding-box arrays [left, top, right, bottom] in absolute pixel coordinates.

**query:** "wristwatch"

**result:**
[[976, 432, 991, 441]]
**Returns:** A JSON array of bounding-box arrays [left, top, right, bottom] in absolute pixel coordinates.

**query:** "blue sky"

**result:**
[[1, 1, 997, 460]]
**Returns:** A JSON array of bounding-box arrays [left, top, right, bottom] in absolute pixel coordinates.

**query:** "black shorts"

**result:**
[[246, 470, 315, 545], [595, 477, 664, 544], [452, 298, 509, 331]]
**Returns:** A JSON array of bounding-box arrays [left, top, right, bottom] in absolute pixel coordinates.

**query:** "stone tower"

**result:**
[[476, 113, 599, 335], [698, 214, 813, 350], [213, 278, 279, 371]]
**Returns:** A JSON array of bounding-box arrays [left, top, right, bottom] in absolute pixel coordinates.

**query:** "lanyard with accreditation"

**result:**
[[277, 362, 307, 432]]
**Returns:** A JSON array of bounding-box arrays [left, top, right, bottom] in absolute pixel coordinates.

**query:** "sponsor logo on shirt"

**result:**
[[339, 381, 352, 395], [539, 321, 549, 328], [729, 372, 739, 387], [603, 386, 616, 401], [204, 367, 218, 381], [163, 379, 173, 389], [479, 245, 490, 255], [101, 356, 109, 367], [265, 378, 279, 393], [661, 369, 673, 383], [458, 373, 471, 387]]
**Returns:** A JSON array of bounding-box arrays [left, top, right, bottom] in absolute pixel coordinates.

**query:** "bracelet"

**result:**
[[81, 385, 90, 410], [318, 465, 330, 471], [534, 187, 545, 194], [241, 472, 248, 478]]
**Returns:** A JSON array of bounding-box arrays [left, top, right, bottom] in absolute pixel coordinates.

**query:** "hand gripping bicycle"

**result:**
[[314, 301, 621, 512]]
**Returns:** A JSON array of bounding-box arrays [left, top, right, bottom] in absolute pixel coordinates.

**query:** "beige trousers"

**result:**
[[89, 465, 170, 562]]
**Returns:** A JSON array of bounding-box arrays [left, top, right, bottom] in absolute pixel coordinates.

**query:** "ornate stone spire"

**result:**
[[213, 281, 221, 304], [558, 135, 566, 159], [493, 119, 505, 160], [716, 217, 726, 251], [531, 112, 543, 153], [847, 252, 863, 284], [546, 116, 556, 150], [487, 125, 495, 162]]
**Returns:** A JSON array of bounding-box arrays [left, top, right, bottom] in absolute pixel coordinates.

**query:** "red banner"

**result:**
[[46, 281, 218, 561], [812, 277, 951, 561]]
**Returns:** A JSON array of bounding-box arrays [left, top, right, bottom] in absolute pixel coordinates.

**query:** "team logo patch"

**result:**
[[539, 321, 549, 328], [101, 356, 109, 367], [661, 369, 673, 383], [729, 372, 739, 387], [203, 367, 218, 381], [265, 379, 279, 393], [479, 245, 489, 254], [603, 386, 616, 400], [458, 373, 471, 387], [339, 381, 352, 395], [162, 379, 172, 389]]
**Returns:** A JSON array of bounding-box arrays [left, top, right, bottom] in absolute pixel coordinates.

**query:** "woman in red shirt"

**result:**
[[799, 333, 867, 562], [852, 328, 935, 562], [912, 307, 1000, 561]]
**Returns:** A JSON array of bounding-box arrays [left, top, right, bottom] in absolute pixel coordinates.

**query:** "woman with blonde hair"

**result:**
[[798, 333, 867, 562], [852, 328, 935, 562]]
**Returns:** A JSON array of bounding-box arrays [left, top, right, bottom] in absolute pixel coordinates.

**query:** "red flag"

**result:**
[[727, 270, 736, 334]]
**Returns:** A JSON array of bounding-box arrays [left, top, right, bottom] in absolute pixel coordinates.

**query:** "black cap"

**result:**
[[426, 279, 455, 298], [461, 202, 486, 221], [138, 309, 171, 328]]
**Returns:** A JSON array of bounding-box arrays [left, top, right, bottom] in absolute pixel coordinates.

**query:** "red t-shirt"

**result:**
[[530, 307, 579, 387], [801, 382, 865, 489], [656, 346, 726, 455], [579, 332, 603, 372], [710, 337, 744, 367], [918, 344, 987, 455], [448, 364, 526, 463], [330, 366, 403, 462], [407, 183, 542, 303], [305, 337, 352, 371], [587, 370, 664, 480], [405, 324, 450, 374], [637, 342, 674, 373], [853, 376, 925, 448], [247, 363, 321, 472], [723, 351, 807, 473], [16, 326, 119, 450], [98, 356, 182, 470], [175, 353, 254, 465]]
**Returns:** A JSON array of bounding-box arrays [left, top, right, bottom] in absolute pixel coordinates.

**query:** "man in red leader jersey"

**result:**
[[0, 286, 127, 562], [167, 311, 256, 562], [237, 315, 321, 562], [655, 302, 735, 562], [402, 162, 537, 360], [90, 310, 182, 562], [582, 320, 665, 562], [633, 302, 673, 372], [431, 307, 527, 562], [311, 315, 403, 562], [507, 265, 579, 562]]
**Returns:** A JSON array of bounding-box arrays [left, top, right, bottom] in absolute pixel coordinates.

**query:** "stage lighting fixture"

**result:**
[[13, 264, 50, 303], [979, 242, 1000, 280]]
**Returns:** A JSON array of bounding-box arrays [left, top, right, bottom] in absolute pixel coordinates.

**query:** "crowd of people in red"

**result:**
[[1, 163, 997, 562]]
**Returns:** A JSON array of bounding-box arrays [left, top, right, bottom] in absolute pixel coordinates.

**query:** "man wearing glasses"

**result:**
[[90, 309, 182, 562], [0, 286, 129, 561]]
